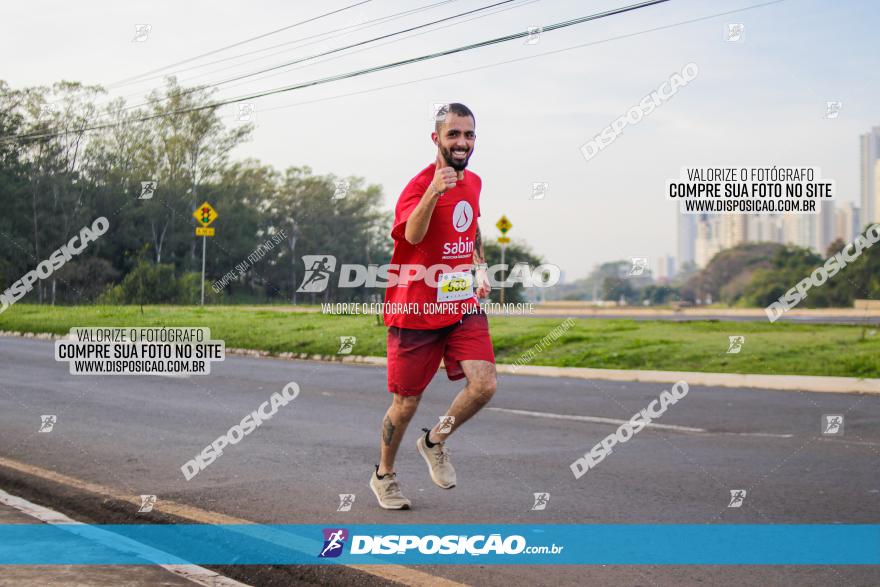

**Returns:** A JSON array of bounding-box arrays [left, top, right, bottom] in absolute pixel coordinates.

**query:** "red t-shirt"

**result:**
[[383, 163, 481, 329]]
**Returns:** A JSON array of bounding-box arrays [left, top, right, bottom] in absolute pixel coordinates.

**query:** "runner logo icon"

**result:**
[[822, 414, 844, 435], [138, 495, 157, 513], [298, 255, 337, 293], [337, 336, 357, 355], [319, 528, 349, 558], [438, 415, 455, 433], [728, 489, 747, 508], [337, 494, 355, 512], [531, 492, 550, 511], [727, 336, 745, 354], [38, 415, 57, 433]]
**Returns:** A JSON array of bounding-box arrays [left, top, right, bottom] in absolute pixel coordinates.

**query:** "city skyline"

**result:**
[[674, 121, 879, 277]]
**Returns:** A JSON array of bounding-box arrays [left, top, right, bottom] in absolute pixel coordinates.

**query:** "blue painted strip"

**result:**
[[0, 525, 878, 565]]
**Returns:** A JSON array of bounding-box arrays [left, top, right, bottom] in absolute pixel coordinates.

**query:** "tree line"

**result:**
[[551, 237, 880, 308], [0, 78, 399, 305], [0, 78, 543, 306]]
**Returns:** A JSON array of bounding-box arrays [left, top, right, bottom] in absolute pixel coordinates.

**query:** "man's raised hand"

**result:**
[[430, 154, 458, 195]]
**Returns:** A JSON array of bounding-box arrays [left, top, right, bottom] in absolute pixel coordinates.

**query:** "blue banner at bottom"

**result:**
[[0, 524, 878, 565]]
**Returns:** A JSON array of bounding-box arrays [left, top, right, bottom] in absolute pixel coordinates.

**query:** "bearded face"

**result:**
[[434, 112, 475, 172]]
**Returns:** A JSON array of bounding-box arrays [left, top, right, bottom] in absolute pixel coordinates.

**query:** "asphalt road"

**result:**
[[1, 335, 878, 586]]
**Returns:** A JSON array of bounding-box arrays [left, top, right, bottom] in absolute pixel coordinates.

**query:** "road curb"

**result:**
[[3, 330, 877, 394], [224, 348, 879, 395], [495, 365, 880, 394]]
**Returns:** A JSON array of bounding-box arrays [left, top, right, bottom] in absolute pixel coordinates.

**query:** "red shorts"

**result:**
[[386, 311, 495, 396]]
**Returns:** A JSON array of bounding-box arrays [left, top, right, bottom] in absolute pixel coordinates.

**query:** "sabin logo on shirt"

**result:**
[[452, 201, 473, 233]]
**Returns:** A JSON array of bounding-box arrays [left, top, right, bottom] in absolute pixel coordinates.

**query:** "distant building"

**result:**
[[694, 215, 747, 267], [781, 204, 835, 253], [860, 126, 880, 224], [683, 204, 835, 268], [875, 159, 880, 225], [654, 255, 676, 282], [694, 215, 722, 267], [817, 200, 836, 253], [747, 214, 784, 243], [721, 215, 748, 248], [833, 202, 861, 244], [677, 213, 697, 266]]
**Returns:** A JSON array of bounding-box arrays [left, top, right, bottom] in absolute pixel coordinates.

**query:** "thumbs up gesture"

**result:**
[[430, 153, 459, 195]]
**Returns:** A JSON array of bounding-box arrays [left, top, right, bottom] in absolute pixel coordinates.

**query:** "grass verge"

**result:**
[[1, 304, 878, 378]]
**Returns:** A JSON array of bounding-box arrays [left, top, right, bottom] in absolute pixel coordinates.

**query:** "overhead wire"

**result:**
[[3, 0, 672, 144]]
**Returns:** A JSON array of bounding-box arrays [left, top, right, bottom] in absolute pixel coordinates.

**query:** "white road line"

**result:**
[[0, 488, 250, 587], [487, 407, 794, 438], [718, 431, 795, 438], [487, 407, 706, 432]]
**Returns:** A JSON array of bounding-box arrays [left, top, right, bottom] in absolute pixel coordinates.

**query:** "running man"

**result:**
[[370, 103, 496, 509]]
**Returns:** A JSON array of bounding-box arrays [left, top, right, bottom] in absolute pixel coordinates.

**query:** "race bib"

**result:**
[[437, 271, 473, 302]]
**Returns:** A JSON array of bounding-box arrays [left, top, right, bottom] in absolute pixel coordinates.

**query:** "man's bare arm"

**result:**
[[404, 185, 442, 245], [473, 224, 486, 265], [404, 154, 460, 245], [473, 224, 490, 298]]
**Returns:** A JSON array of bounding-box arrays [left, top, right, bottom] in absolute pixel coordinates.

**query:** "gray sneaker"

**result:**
[[416, 429, 456, 489], [369, 468, 411, 510]]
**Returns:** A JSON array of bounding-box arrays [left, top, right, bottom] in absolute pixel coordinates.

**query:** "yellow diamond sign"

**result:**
[[193, 201, 218, 227], [496, 215, 512, 235]]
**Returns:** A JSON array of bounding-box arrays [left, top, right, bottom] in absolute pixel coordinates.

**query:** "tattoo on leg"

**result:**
[[382, 416, 396, 446]]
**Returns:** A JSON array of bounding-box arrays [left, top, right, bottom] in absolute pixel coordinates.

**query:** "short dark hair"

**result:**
[[434, 102, 475, 133]]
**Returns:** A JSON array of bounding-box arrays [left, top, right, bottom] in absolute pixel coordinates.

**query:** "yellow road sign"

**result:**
[[195, 227, 215, 237], [496, 215, 512, 234], [193, 201, 218, 226], [497, 236, 511, 244]]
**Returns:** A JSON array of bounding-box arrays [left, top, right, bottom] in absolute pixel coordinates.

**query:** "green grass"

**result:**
[[1, 304, 878, 378]]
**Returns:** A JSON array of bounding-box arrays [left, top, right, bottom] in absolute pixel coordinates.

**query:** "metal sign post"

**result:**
[[200, 235, 206, 305], [192, 202, 218, 306], [495, 215, 512, 304]]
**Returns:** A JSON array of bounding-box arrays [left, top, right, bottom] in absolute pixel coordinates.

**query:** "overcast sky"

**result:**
[[3, 0, 877, 279]]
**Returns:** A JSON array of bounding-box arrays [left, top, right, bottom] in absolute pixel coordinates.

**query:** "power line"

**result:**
[[107, 0, 457, 94], [108, 0, 373, 88], [4, 0, 671, 144], [257, 0, 787, 116], [114, 0, 520, 116], [185, 0, 518, 92], [66, 0, 461, 121], [193, 0, 537, 99], [185, 0, 675, 104]]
